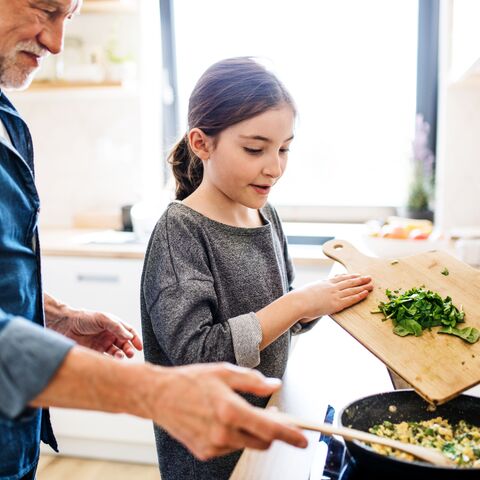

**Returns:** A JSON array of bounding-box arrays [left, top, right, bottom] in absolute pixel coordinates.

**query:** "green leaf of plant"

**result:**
[[438, 326, 480, 344], [373, 286, 478, 343], [393, 324, 413, 337]]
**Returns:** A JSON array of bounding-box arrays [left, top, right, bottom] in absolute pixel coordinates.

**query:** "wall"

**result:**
[[6, 2, 162, 228], [9, 90, 143, 227]]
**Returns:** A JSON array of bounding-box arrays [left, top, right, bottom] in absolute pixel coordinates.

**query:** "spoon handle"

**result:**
[[269, 411, 453, 467]]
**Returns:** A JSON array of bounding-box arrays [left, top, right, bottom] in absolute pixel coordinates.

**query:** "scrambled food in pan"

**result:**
[[368, 417, 480, 467], [371, 286, 480, 344]]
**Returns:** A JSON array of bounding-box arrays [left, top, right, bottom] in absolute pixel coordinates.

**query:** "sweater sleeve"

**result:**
[[0, 309, 75, 418], [142, 208, 262, 368], [146, 281, 262, 368]]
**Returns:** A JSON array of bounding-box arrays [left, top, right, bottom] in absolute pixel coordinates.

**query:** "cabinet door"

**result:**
[[42, 256, 144, 362], [41, 256, 157, 461]]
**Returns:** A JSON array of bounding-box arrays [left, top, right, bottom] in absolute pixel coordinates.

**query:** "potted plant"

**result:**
[[398, 114, 435, 221]]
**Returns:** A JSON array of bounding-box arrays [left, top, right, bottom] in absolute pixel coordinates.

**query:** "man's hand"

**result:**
[[32, 348, 307, 460], [150, 363, 308, 460], [44, 293, 143, 358]]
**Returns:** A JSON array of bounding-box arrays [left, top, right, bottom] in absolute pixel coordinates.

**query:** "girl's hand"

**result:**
[[295, 273, 373, 323]]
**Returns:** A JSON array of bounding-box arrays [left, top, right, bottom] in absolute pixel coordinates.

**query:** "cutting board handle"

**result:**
[[322, 239, 370, 269]]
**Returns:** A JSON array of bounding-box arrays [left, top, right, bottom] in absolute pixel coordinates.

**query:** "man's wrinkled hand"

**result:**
[[48, 307, 143, 359], [151, 363, 308, 460]]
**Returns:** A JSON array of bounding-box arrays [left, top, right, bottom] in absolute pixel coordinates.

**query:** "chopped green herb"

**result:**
[[441, 267, 449, 276], [438, 326, 480, 344], [390, 260, 399, 265], [372, 287, 479, 343]]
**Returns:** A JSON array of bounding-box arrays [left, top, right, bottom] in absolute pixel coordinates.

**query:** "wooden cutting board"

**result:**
[[322, 239, 480, 405]]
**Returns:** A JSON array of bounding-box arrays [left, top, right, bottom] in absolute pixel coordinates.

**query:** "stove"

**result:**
[[315, 406, 374, 480]]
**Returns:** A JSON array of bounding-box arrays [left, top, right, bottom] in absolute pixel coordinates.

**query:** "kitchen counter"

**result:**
[[40, 223, 358, 266], [40, 229, 147, 260], [230, 316, 393, 479], [40, 223, 456, 268]]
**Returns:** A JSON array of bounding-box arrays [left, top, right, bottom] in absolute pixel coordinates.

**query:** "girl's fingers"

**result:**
[[339, 284, 374, 298], [341, 290, 370, 308], [330, 273, 361, 284], [337, 275, 372, 289]]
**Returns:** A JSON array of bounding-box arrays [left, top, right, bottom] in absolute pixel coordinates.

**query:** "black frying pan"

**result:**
[[339, 389, 480, 479]]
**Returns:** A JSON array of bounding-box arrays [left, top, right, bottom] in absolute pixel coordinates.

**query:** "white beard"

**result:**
[[0, 41, 48, 90]]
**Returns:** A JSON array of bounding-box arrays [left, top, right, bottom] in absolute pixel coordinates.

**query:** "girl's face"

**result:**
[[203, 104, 295, 210]]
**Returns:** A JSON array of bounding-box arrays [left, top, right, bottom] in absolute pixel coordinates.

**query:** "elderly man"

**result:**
[[0, 1, 307, 479]]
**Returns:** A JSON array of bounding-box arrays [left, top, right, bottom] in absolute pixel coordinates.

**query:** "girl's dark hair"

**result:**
[[169, 57, 295, 200]]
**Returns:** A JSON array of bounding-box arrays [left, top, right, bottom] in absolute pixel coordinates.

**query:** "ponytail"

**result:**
[[168, 134, 204, 200]]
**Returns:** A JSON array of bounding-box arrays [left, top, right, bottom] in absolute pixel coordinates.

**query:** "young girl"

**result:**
[[141, 57, 373, 480]]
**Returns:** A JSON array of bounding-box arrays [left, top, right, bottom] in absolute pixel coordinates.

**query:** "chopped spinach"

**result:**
[[438, 326, 480, 344], [372, 287, 479, 343], [441, 267, 449, 276]]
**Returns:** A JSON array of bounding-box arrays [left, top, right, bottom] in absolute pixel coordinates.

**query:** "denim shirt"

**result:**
[[0, 90, 62, 479]]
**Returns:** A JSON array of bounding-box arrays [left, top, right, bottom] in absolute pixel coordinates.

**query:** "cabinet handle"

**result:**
[[76, 274, 120, 284]]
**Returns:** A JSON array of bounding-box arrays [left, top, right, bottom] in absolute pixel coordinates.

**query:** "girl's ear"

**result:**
[[188, 128, 212, 161]]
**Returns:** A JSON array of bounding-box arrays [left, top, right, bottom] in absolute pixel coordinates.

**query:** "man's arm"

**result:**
[[44, 293, 143, 358], [0, 310, 74, 418], [31, 347, 308, 460]]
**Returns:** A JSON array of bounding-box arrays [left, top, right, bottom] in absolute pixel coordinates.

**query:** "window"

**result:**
[[170, 0, 418, 215], [450, 0, 480, 80]]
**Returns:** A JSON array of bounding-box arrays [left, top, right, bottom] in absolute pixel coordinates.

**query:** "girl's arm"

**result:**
[[257, 274, 373, 349]]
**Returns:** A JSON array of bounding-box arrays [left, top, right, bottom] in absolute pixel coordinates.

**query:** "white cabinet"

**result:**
[[41, 256, 158, 464], [292, 262, 332, 287]]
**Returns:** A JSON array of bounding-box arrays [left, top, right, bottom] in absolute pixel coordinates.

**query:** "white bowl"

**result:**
[[130, 201, 165, 242], [362, 235, 437, 259]]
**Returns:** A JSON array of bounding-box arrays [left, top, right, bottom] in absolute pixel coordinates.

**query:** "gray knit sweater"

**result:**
[[141, 201, 307, 480]]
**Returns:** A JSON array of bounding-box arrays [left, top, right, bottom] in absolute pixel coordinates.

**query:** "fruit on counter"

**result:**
[[380, 224, 409, 239], [367, 216, 433, 240], [408, 228, 429, 240]]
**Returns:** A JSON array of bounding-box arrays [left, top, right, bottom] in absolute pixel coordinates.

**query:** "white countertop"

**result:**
[[40, 223, 363, 265], [39, 223, 454, 269], [230, 317, 394, 479]]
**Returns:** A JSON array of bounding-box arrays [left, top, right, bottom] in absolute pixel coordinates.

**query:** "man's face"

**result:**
[[0, 0, 81, 89]]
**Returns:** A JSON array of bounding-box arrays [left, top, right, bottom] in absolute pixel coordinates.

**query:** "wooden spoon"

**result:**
[[270, 412, 455, 468]]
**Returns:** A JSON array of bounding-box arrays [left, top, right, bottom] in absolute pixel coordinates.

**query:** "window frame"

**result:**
[[160, 0, 439, 223]]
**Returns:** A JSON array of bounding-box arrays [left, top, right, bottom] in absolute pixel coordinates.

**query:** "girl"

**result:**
[[141, 57, 373, 480]]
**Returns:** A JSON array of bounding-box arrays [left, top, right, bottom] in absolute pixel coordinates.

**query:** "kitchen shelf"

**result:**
[[9, 82, 139, 101], [28, 80, 123, 90], [81, 0, 137, 14]]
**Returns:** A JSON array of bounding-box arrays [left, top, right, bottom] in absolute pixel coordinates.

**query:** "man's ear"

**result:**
[[188, 128, 212, 161]]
